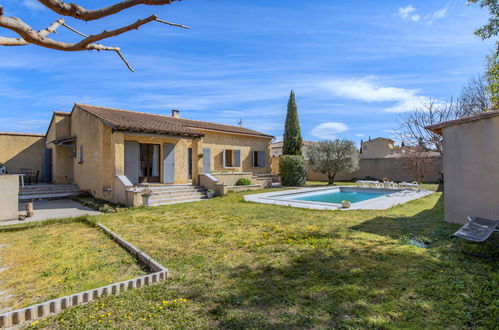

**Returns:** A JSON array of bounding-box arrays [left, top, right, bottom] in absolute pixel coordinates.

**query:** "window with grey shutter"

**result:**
[[234, 150, 241, 167], [259, 151, 265, 168]]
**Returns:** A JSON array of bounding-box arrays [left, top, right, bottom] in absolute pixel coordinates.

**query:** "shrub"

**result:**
[[279, 155, 307, 186], [235, 178, 252, 186]]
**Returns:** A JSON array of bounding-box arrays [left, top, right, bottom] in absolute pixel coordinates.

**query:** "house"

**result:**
[[360, 137, 396, 159], [271, 140, 319, 158], [0, 132, 46, 176], [2, 104, 274, 206], [426, 110, 499, 224]]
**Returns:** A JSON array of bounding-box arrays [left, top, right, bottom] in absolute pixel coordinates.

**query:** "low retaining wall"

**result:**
[[0, 175, 19, 221], [0, 223, 169, 328]]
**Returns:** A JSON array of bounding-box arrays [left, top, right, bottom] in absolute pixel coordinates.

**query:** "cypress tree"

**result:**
[[282, 90, 303, 155]]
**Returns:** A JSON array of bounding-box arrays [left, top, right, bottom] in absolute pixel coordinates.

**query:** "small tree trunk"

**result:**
[[327, 172, 336, 185]]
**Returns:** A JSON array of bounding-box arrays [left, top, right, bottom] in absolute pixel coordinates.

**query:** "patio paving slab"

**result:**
[[0, 199, 101, 226]]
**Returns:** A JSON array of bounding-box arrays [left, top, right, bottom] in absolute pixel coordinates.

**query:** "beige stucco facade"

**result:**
[[0, 133, 45, 174], [0, 175, 19, 221], [43, 106, 272, 204], [360, 138, 395, 159], [437, 115, 499, 224]]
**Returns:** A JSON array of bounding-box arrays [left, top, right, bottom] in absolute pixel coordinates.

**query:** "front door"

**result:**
[[139, 144, 160, 183]]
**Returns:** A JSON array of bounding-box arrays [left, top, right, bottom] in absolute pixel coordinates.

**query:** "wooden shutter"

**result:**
[[259, 151, 265, 168], [203, 148, 211, 173], [234, 150, 241, 167], [222, 149, 226, 168]]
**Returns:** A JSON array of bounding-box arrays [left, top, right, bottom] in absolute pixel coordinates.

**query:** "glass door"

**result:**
[[139, 144, 160, 183]]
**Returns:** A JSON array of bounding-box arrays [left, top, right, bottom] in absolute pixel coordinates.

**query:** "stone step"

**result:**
[[19, 188, 80, 195], [146, 185, 204, 191], [149, 190, 207, 197], [147, 188, 206, 194], [150, 193, 207, 202], [19, 192, 80, 201], [148, 197, 208, 206]]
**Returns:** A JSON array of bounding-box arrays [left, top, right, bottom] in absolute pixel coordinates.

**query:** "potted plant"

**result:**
[[206, 189, 215, 199], [341, 200, 351, 209], [141, 187, 153, 206]]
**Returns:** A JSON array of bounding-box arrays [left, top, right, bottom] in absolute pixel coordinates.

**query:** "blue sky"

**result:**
[[0, 0, 494, 143]]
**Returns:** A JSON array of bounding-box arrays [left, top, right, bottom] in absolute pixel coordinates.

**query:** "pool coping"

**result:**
[[244, 186, 434, 210]]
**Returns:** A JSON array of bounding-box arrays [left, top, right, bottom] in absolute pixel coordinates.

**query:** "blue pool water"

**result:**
[[288, 190, 387, 204]]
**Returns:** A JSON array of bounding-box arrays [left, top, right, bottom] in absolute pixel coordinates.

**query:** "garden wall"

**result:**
[[271, 156, 442, 183], [307, 157, 442, 183]]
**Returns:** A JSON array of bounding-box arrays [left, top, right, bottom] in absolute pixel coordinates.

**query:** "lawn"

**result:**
[[18, 185, 499, 329], [0, 221, 146, 313]]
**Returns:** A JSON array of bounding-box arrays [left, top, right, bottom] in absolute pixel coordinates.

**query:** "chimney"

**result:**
[[171, 109, 180, 118]]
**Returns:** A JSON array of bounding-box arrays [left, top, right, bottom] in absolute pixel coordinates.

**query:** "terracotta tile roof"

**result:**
[[425, 110, 499, 135], [75, 104, 273, 138]]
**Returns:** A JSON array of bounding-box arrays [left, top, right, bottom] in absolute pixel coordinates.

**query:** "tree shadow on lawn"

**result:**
[[351, 191, 498, 259], [208, 193, 498, 329], [212, 246, 496, 329]]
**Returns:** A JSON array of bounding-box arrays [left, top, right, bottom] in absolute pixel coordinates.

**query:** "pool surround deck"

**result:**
[[244, 186, 433, 211]]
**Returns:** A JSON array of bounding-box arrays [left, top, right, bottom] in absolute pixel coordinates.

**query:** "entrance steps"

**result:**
[[19, 184, 81, 201], [143, 185, 208, 206]]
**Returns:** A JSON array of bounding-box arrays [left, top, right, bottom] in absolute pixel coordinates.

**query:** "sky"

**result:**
[[0, 0, 494, 143]]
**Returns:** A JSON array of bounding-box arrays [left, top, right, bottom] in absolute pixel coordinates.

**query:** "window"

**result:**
[[224, 149, 233, 167], [78, 145, 84, 163], [253, 151, 260, 167], [222, 149, 241, 168], [253, 151, 265, 168]]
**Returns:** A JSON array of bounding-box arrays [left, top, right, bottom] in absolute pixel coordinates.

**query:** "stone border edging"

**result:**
[[0, 223, 169, 329]]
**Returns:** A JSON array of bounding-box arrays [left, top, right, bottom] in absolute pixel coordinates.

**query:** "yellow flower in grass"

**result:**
[[31, 320, 39, 326], [107, 312, 111, 316]]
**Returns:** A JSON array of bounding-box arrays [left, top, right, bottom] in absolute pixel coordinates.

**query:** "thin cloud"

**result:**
[[398, 5, 420, 22], [319, 77, 434, 112], [21, 0, 46, 11], [311, 122, 349, 139], [425, 7, 448, 23]]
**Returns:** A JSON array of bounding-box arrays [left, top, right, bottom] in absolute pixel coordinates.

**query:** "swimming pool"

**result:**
[[244, 186, 433, 210], [283, 188, 392, 204]]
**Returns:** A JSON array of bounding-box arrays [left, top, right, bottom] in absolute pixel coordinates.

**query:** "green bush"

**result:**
[[279, 155, 307, 186], [235, 178, 252, 186]]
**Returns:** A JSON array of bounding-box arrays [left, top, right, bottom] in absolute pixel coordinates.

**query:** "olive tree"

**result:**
[[306, 139, 359, 185]]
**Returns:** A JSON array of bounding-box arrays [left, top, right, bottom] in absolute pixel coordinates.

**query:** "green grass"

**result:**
[[0, 221, 146, 312], [17, 185, 499, 329]]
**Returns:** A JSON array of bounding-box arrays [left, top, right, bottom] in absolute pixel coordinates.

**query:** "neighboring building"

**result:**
[[271, 140, 319, 158], [426, 110, 499, 224], [360, 137, 396, 159], [0, 132, 46, 175], [2, 104, 274, 205]]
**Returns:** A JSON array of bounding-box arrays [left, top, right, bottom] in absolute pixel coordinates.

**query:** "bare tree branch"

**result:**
[[0, 15, 136, 69], [37, 0, 180, 21], [0, 18, 64, 46], [0, 1, 187, 71]]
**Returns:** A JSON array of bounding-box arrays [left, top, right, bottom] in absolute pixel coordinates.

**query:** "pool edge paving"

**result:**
[[244, 186, 434, 210]]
